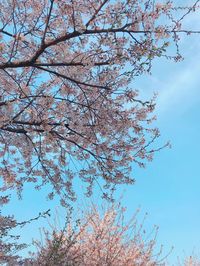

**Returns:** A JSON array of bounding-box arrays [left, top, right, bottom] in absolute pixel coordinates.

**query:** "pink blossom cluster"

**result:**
[[0, 0, 194, 204]]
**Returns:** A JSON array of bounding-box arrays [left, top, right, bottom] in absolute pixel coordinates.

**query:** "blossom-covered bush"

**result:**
[[31, 204, 164, 266]]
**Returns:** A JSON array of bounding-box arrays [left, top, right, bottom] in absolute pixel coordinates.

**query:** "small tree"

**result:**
[[0, 213, 26, 265], [0, 203, 50, 265], [32, 203, 165, 266]]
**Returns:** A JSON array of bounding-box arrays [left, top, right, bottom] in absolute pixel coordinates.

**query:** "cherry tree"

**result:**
[[31, 203, 164, 266], [0, 203, 50, 265], [0, 213, 25, 265], [0, 0, 199, 204]]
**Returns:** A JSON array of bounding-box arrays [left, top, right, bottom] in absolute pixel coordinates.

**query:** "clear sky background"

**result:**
[[2, 1, 200, 265]]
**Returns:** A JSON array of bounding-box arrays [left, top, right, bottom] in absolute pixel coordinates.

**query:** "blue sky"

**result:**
[[119, 7, 200, 263], [2, 1, 200, 264]]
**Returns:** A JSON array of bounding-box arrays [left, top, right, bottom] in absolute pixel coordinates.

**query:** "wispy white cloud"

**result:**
[[154, 9, 200, 117], [134, 7, 200, 118], [156, 55, 200, 116]]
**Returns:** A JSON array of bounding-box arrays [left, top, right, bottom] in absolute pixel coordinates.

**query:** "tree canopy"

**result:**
[[0, 0, 199, 205]]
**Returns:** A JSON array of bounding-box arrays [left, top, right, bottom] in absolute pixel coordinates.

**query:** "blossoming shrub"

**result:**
[[32, 204, 164, 266]]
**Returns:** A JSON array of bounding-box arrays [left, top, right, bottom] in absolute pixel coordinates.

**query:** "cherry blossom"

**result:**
[[0, 206, 50, 265], [0, 0, 199, 204], [32, 203, 163, 266]]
